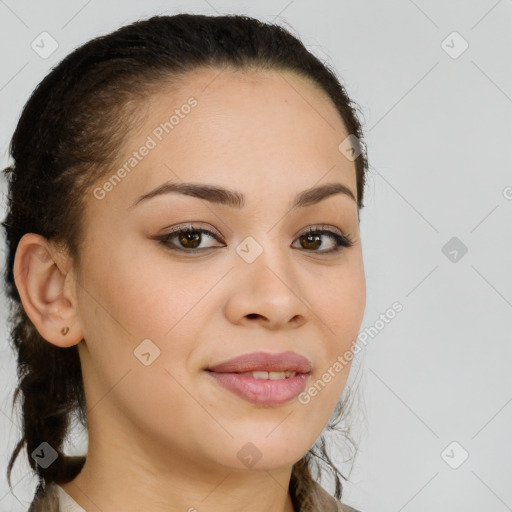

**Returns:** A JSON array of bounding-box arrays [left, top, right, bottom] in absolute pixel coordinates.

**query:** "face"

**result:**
[[73, 67, 366, 473]]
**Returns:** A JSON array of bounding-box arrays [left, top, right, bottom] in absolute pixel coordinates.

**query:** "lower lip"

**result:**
[[206, 371, 310, 406]]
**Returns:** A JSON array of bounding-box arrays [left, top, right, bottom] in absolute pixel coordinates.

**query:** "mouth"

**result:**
[[205, 370, 311, 406], [205, 351, 312, 406]]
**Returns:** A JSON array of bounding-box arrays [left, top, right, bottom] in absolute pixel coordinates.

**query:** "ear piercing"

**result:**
[[61, 326, 69, 336]]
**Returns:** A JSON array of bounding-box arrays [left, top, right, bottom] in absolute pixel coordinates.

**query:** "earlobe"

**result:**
[[13, 233, 83, 348]]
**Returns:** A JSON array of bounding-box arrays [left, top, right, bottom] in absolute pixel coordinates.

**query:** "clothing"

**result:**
[[28, 480, 362, 512]]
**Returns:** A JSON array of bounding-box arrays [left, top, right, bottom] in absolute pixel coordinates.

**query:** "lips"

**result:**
[[205, 351, 313, 406], [207, 350, 313, 374]]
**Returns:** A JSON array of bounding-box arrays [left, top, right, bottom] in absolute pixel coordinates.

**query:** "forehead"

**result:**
[[89, 67, 356, 213]]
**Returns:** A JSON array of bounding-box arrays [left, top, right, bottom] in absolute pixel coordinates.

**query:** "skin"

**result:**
[[14, 67, 366, 512]]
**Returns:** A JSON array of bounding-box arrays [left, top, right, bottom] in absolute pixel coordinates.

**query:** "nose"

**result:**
[[223, 241, 310, 330]]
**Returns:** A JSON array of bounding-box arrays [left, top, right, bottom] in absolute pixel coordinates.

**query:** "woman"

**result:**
[[3, 12, 368, 512]]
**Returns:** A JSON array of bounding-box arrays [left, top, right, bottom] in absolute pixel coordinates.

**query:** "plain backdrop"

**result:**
[[1, 1, 511, 511]]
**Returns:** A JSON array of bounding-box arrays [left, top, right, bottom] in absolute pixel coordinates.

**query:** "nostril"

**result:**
[[247, 313, 259, 319]]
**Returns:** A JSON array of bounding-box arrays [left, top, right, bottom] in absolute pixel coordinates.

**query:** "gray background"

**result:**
[[1, 1, 511, 511]]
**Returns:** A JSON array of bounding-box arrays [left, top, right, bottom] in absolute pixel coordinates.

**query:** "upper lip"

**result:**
[[207, 351, 313, 373]]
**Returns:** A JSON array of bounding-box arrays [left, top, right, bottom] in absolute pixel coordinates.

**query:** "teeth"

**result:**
[[239, 371, 297, 379]]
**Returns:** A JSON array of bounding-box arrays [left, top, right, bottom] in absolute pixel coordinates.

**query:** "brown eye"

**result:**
[[298, 233, 323, 250], [177, 231, 202, 249], [292, 227, 355, 254], [157, 225, 225, 252]]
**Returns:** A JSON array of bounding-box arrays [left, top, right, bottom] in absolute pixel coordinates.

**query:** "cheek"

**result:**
[[316, 267, 366, 345], [81, 238, 209, 341], [75, 241, 201, 416], [295, 268, 364, 416]]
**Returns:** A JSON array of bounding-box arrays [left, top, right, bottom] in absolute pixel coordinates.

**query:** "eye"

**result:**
[[154, 223, 355, 255], [156, 223, 224, 253], [292, 225, 355, 254]]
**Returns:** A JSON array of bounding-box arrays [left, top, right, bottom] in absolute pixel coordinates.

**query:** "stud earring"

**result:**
[[61, 326, 69, 336]]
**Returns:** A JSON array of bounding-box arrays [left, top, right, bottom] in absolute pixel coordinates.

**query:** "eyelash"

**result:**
[[155, 223, 355, 255]]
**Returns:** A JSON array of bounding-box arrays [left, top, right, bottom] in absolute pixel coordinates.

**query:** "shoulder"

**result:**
[[27, 481, 61, 512]]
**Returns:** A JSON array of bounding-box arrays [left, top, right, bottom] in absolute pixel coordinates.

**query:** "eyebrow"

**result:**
[[129, 180, 357, 210]]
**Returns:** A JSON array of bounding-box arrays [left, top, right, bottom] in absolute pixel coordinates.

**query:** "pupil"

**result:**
[[180, 231, 200, 248], [303, 234, 320, 249]]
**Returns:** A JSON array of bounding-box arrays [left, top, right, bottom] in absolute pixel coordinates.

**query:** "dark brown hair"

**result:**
[[2, 12, 368, 509]]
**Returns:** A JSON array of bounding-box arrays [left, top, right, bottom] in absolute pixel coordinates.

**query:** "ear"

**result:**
[[13, 233, 83, 348]]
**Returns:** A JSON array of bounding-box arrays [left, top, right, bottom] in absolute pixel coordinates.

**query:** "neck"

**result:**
[[60, 421, 297, 512]]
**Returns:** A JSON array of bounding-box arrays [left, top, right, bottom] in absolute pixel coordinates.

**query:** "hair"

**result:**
[[2, 12, 368, 509]]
